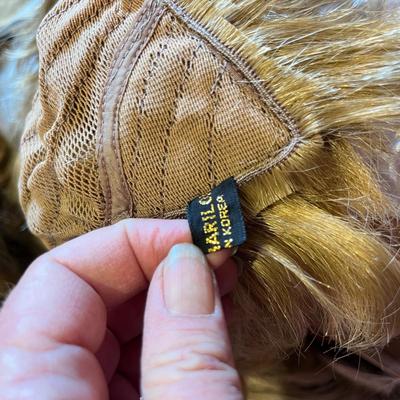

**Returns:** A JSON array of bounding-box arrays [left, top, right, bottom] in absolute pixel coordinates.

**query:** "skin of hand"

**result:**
[[0, 219, 243, 400]]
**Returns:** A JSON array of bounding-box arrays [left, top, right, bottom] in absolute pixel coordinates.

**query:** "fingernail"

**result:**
[[163, 244, 215, 315]]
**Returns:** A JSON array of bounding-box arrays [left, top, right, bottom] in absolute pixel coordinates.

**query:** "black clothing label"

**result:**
[[187, 177, 247, 254]]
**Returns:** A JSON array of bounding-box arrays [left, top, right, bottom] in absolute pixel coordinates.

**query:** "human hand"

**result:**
[[0, 219, 243, 399]]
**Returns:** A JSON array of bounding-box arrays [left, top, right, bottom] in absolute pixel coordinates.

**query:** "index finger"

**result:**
[[49, 218, 232, 308], [0, 219, 232, 353], [49, 219, 192, 308]]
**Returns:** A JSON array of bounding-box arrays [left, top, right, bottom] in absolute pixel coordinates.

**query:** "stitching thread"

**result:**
[[207, 59, 227, 189], [112, 5, 165, 220], [159, 38, 203, 215], [132, 44, 165, 216], [99, 0, 164, 223], [98, 4, 155, 223], [162, 0, 301, 140], [42, 9, 127, 242]]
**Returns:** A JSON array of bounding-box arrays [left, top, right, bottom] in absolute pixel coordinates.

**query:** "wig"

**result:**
[[2, 0, 400, 398]]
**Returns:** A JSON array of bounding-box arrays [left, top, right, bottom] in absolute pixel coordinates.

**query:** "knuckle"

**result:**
[[178, 341, 232, 372], [148, 338, 232, 373], [143, 341, 241, 397]]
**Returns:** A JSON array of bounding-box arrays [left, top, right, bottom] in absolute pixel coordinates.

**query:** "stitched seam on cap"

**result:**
[[99, 0, 162, 223], [40, 10, 127, 243], [207, 59, 227, 189], [132, 39, 170, 217], [159, 39, 203, 215], [98, 0, 165, 223], [112, 4, 165, 222], [161, 0, 300, 139], [98, 5, 156, 224], [164, 12, 301, 190]]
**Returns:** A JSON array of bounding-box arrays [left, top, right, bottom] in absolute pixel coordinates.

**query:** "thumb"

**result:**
[[141, 243, 243, 400]]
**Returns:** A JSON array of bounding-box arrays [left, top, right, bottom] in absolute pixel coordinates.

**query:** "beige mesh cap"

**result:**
[[19, 0, 310, 247]]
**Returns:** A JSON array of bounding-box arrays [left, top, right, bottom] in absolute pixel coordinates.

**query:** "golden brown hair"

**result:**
[[203, 0, 400, 397]]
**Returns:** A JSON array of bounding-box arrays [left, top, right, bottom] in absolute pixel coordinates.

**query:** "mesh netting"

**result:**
[[119, 12, 292, 217], [19, 0, 293, 246]]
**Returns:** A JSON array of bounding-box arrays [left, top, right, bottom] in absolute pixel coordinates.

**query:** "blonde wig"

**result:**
[[4, 0, 400, 398]]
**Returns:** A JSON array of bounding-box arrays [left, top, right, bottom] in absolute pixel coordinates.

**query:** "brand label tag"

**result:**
[[187, 177, 247, 254]]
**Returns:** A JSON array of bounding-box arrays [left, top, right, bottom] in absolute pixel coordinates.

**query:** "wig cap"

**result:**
[[18, 0, 324, 247]]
